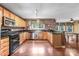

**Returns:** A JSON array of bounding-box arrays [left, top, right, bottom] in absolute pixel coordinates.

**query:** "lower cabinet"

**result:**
[[37, 32, 48, 40], [52, 33, 65, 48], [19, 32, 30, 44], [47, 32, 65, 48], [47, 32, 53, 44], [42, 32, 48, 40], [65, 33, 79, 48], [20, 32, 25, 44], [0, 37, 9, 56]]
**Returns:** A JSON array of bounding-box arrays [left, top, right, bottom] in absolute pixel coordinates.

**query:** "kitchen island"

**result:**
[[47, 31, 65, 48]]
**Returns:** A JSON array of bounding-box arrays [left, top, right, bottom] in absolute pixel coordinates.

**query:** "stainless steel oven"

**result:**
[[2, 16, 15, 27]]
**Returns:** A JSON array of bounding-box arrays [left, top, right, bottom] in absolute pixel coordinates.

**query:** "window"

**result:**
[[30, 21, 45, 30], [59, 23, 64, 32], [66, 23, 73, 32]]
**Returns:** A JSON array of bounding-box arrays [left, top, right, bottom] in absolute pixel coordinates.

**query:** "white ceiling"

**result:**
[[1, 3, 79, 21]]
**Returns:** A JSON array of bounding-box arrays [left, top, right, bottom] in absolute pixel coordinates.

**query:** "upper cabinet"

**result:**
[[10, 13, 15, 20], [15, 16, 20, 27], [73, 21, 79, 33], [0, 7, 3, 17], [1, 6, 27, 28], [15, 16, 27, 27], [21, 19, 27, 27], [0, 6, 3, 27], [3, 9, 10, 18]]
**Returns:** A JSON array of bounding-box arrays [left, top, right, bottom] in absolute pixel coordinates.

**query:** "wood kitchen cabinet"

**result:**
[[10, 13, 15, 20], [0, 6, 3, 28], [20, 32, 27, 44], [21, 20, 27, 27], [15, 16, 20, 27], [38, 32, 43, 39], [26, 32, 31, 39], [46, 32, 65, 48], [47, 32, 53, 44], [19, 18, 26, 27], [37, 32, 48, 40], [43, 32, 48, 40], [19, 32, 30, 44], [1, 6, 27, 28], [3, 9, 10, 18], [52, 33, 65, 48], [19, 32, 24, 44], [0, 37, 9, 56], [65, 33, 79, 48], [15, 16, 27, 27]]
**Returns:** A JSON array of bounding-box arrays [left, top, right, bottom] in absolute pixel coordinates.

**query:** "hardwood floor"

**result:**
[[11, 40, 79, 56]]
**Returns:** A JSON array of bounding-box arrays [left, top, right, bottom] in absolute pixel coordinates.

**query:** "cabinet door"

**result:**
[[14, 15, 27, 27], [10, 13, 15, 20], [19, 18, 27, 27], [15, 16, 19, 27], [4, 9, 10, 18], [0, 37, 9, 56], [22, 20, 27, 27], [23, 32, 27, 40], [53, 34, 62, 47], [38, 32, 43, 39], [20, 32, 25, 44], [48, 33, 52, 43], [19, 33, 23, 44], [0, 6, 3, 27], [15, 16, 22, 27]]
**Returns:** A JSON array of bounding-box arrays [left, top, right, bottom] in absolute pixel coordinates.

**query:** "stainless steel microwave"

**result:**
[[2, 16, 15, 27]]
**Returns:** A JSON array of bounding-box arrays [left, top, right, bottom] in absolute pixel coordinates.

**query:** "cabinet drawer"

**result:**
[[1, 46, 9, 53], [1, 37, 9, 44], [1, 42, 9, 49], [1, 50, 9, 56]]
